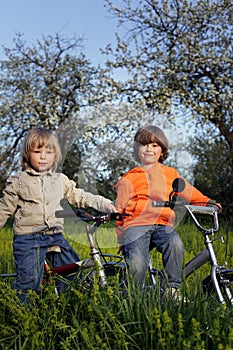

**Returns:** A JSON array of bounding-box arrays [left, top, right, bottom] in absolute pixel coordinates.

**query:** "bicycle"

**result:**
[[1, 181, 233, 306], [0, 211, 127, 295], [147, 177, 233, 306]]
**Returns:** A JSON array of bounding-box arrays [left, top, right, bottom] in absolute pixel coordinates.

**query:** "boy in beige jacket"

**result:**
[[0, 127, 116, 302]]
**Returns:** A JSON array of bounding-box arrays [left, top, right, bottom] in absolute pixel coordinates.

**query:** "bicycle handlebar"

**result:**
[[152, 200, 219, 215], [152, 201, 219, 215], [55, 209, 127, 223], [152, 200, 219, 233]]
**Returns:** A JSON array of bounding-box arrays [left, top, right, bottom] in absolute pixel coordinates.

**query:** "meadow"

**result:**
[[1, 217, 233, 350]]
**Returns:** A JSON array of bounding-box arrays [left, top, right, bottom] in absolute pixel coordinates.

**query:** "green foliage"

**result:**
[[1, 220, 233, 349], [188, 129, 233, 221], [96, 157, 135, 200], [105, 0, 233, 141], [62, 142, 82, 186], [0, 227, 14, 273]]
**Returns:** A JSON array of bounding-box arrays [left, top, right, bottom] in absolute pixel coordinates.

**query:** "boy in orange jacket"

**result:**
[[114, 125, 222, 297]]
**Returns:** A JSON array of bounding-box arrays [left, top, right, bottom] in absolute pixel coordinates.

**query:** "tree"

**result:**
[[1, 18, 218, 201], [0, 33, 112, 182], [189, 127, 233, 220], [104, 0, 233, 155], [67, 104, 191, 196], [0, 32, 165, 199], [96, 157, 135, 200], [0, 33, 159, 199]]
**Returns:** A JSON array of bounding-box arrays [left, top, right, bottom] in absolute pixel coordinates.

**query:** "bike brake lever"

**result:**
[[107, 212, 130, 221]]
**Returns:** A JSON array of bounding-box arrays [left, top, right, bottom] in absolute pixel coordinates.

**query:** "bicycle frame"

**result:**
[[183, 205, 219, 280], [1, 211, 126, 293], [182, 205, 233, 304], [41, 212, 126, 291], [150, 178, 233, 305]]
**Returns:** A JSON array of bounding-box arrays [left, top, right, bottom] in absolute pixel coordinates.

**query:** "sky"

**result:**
[[0, 0, 119, 65]]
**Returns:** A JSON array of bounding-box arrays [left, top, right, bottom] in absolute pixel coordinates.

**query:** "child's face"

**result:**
[[29, 143, 56, 172], [138, 142, 162, 168]]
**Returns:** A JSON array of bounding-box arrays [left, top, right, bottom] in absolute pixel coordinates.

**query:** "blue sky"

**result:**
[[0, 0, 119, 64]]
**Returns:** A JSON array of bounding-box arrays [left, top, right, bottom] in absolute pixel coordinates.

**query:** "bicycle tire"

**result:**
[[103, 262, 126, 285], [184, 249, 210, 278], [80, 261, 126, 291], [202, 267, 233, 305]]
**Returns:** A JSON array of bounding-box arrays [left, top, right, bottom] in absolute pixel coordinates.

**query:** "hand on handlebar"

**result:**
[[106, 203, 118, 213], [212, 203, 223, 213]]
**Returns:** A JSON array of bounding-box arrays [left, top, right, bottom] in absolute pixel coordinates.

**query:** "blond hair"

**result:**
[[133, 125, 169, 164], [21, 128, 62, 171]]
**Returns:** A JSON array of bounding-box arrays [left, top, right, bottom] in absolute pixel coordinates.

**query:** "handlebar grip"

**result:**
[[152, 201, 170, 207], [186, 205, 217, 216], [55, 210, 129, 222]]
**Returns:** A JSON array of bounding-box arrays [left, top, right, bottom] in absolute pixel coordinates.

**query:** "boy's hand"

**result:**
[[214, 203, 223, 213], [106, 203, 118, 213]]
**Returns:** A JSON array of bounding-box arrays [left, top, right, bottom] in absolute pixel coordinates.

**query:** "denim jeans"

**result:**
[[12, 233, 80, 302], [124, 225, 184, 288]]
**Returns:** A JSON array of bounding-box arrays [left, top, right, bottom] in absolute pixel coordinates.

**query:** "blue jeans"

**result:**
[[124, 225, 184, 288], [12, 233, 80, 302]]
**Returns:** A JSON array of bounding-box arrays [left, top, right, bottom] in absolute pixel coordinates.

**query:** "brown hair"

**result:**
[[133, 125, 169, 163], [21, 128, 62, 171]]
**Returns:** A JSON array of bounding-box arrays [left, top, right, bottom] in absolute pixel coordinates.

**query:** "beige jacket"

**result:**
[[0, 168, 113, 235]]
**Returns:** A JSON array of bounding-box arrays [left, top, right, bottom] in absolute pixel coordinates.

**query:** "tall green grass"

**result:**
[[0, 219, 233, 349]]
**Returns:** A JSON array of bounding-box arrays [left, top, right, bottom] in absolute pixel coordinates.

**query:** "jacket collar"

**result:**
[[124, 162, 162, 175], [25, 167, 54, 176]]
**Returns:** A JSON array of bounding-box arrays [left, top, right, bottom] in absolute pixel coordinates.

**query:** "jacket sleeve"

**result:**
[[179, 178, 211, 205], [0, 175, 19, 228], [62, 174, 113, 212]]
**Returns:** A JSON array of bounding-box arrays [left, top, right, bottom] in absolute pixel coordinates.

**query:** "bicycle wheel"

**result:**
[[80, 262, 126, 291], [202, 267, 233, 305], [103, 261, 126, 286], [184, 249, 210, 278]]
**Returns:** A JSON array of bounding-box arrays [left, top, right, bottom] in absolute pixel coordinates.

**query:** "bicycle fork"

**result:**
[[205, 234, 233, 305], [86, 224, 107, 288]]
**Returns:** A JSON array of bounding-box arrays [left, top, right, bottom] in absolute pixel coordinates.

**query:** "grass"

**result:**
[[0, 218, 233, 349]]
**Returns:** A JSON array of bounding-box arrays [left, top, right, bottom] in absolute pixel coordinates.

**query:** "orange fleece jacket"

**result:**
[[114, 162, 212, 243]]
